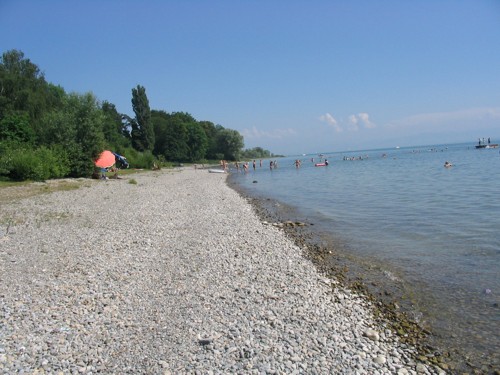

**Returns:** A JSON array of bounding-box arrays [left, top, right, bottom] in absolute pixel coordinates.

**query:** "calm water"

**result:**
[[230, 143, 500, 369]]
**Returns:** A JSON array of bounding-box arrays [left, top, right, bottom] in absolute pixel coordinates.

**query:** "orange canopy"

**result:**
[[94, 150, 115, 168]]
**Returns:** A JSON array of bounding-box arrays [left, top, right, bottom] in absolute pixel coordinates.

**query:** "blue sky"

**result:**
[[1, 1, 499, 155]]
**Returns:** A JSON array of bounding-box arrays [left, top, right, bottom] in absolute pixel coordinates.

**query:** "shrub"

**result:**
[[0, 142, 70, 181], [115, 147, 155, 169]]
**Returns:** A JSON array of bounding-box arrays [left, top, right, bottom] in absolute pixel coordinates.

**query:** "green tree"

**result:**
[[0, 112, 35, 143], [102, 101, 130, 149], [131, 85, 154, 151], [240, 146, 272, 159], [0, 50, 64, 138], [162, 114, 189, 162], [186, 122, 208, 162], [198, 120, 218, 159], [216, 128, 244, 160], [151, 110, 169, 156], [38, 92, 105, 177]]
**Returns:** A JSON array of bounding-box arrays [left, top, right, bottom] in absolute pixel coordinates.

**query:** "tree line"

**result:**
[[0, 49, 276, 181]]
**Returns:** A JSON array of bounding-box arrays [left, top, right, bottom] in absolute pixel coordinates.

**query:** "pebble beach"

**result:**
[[0, 168, 445, 374]]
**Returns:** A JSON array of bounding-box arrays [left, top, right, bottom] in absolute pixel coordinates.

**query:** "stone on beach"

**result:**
[[0, 168, 440, 374], [363, 328, 380, 341]]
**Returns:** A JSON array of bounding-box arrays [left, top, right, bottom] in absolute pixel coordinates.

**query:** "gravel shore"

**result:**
[[0, 168, 445, 374]]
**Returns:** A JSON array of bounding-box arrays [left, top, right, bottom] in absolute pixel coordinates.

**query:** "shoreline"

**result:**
[[1, 169, 446, 373], [227, 173, 495, 374]]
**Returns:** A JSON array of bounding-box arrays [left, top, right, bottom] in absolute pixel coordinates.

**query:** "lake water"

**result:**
[[229, 142, 500, 370]]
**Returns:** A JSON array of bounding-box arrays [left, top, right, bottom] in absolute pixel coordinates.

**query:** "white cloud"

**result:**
[[242, 126, 298, 140], [357, 113, 376, 128], [320, 112, 376, 132], [348, 114, 359, 131], [319, 113, 342, 132]]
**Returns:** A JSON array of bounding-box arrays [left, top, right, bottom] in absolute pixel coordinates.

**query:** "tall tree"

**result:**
[[186, 122, 208, 162], [102, 101, 130, 149], [151, 110, 169, 157], [199, 120, 218, 159], [161, 113, 189, 162], [131, 85, 154, 151], [216, 128, 244, 161], [0, 49, 63, 138]]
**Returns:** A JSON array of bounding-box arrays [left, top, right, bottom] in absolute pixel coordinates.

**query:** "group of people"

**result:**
[[221, 159, 283, 173], [478, 137, 491, 146], [343, 155, 368, 161]]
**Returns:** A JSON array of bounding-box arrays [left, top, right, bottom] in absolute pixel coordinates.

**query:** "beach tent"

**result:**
[[94, 150, 116, 168]]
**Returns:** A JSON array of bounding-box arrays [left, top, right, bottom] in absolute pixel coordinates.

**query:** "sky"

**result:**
[[1, 0, 499, 155]]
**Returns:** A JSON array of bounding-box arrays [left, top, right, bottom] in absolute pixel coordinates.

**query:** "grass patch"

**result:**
[[0, 178, 91, 204], [0, 167, 174, 204]]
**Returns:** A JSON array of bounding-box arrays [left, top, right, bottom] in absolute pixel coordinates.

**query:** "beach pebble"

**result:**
[[0, 169, 440, 374], [363, 328, 380, 341]]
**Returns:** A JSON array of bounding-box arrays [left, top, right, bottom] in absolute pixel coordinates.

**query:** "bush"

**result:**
[[0, 142, 70, 181], [115, 147, 155, 169]]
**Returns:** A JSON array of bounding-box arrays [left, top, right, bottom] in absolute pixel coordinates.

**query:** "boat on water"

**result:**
[[475, 137, 498, 149], [475, 144, 498, 149]]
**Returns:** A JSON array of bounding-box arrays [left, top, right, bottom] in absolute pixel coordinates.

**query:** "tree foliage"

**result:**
[[0, 49, 274, 181], [131, 85, 154, 152], [216, 128, 244, 161], [240, 146, 273, 159]]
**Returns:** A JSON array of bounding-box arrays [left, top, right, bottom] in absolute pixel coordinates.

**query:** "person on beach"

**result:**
[[325, 159, 329, 166], [243, 162, 249, 172], [253, 160, 256, 170], [270, 160, 274, 170], [444, 161, 453, 168], [294, 159, 301, 168], [259, 159, 262, 167]]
